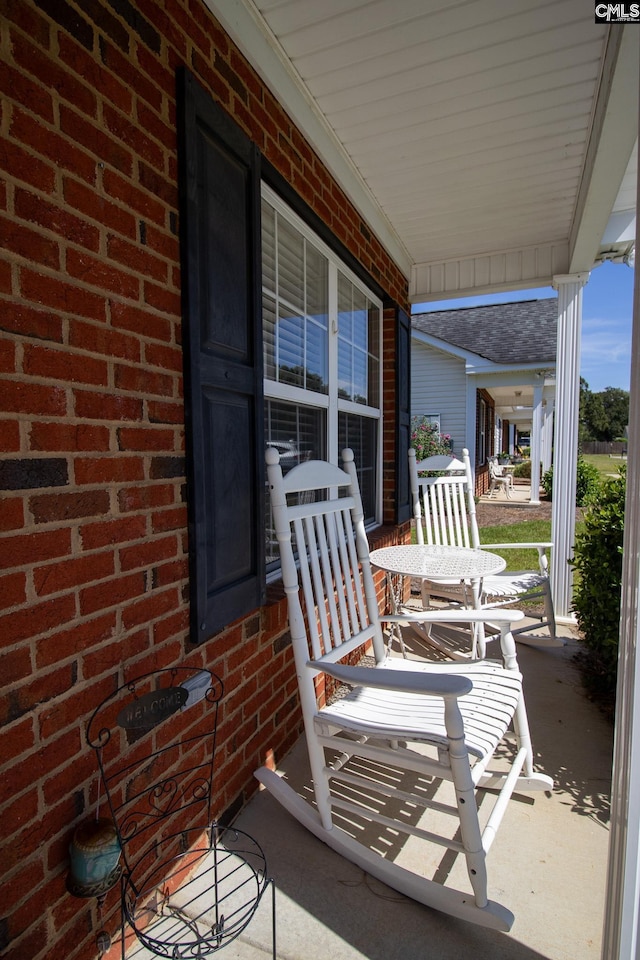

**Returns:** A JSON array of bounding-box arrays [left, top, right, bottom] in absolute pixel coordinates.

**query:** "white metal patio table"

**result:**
[[370, 544, 506, 660]]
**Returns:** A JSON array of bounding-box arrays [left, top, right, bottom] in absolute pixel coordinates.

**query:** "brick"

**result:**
[[2, 0, 50, 46], [119, 534, 177, 572], [99, 36, 162, 112], [138, 160, 178, 208], [10, 32, 97, 118], [143, 280, 181, 317], [144, 340, 182, 373], [0, 715, 35, 768], [152, 605, 188, 643], [15, 187, 100, 252], [0, 61, 54, 123], [107, 234, 167, 282], [69, 317, 140, 361], [58, 32, 132, 112], [114, 363, 175, 397], [149, 456, 184, 479], [10, 107, 97, 184], [102, 167, 165, 225], [0, 593, 75, 649], [80, 514, 146, 550], [0, 572, 27, 610], [0, 497, 24, 531], [0, 213, 60, 269], [117, 482, 174, 512], [74, 455, 144, 485], [34, 550, 115, 596], [82, 624, 149, 677], [0, 419, 20, 453], [0, 337, 15, 373], [151, 505, 187, 534], [20, 268, 106, 321], [117, 426, 174, 451], [0, 855, 43, 915], [30, 488, 110, 524], [0, 646, 32, 686], [35, 610, 116, 668], [2, 727, 81, 810], [121, 585, 178, 630], [0, 258, 11, 293], [79, 570, 145, 616], [0, 457, 68, 491], [0, 378, 67, 416], [0, 525, 72, 570], [63, 176, 136, 239], [152, 556, 188, 588], [0, 663, 77, 730], [109, 299, 171, 341], [0, 138, 56, 194], [65, 247, 140, 299], [37, 676, 115, 742], [59, 104, 132, 177], [30, 421, 110, 453], [103, 102, 164, 171], [148, 398, 185, 424], [0, 301, 63, 341], [35, 0, 94, 50], [74, 388, 142, 422], [24, 342, 108, 386]]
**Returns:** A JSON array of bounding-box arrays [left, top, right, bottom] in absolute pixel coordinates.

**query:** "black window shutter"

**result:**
[[177, 68, 265, 643], [395, 306, 412, 524]]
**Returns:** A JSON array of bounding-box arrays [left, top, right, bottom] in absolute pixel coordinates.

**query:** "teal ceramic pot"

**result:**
[[69, 818, 121, 892]]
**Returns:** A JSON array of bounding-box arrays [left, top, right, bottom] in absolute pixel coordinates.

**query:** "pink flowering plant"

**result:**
[[410, 416, 452, 460]]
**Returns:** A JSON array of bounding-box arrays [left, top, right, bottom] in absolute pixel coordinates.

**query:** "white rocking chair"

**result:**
[[256, 446, 553, 931], [409, 447, 559, 649]]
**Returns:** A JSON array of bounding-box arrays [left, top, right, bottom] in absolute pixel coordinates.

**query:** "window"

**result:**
[[262, 187, 382, 567]]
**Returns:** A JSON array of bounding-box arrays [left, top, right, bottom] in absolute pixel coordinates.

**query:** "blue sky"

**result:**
[[412, 258, 634, 394]]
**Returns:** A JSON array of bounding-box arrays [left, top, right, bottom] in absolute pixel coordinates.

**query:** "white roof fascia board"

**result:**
[[569, 27, 639, 272], [412, 330, 555, 378], [203, 0, 412, 278], [411, 329, 473, 363]]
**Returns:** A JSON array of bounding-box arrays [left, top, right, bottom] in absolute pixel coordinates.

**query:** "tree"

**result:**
[[579, 381, 629, 442]]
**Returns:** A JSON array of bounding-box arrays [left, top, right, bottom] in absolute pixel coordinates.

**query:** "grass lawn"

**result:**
[[582, 453, 626, 479], [479, 517, 586, 572]]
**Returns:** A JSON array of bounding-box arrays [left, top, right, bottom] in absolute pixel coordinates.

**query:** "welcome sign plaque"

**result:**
[[117, 686, 188, 732]]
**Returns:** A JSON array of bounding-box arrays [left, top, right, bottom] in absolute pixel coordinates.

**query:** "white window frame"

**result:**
[[262, 184, 383, 526]]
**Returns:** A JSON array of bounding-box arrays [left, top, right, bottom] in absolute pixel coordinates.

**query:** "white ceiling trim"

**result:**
[[203, 0, 412, 276], [569, 26, 639, 272], [410, 240, 569, 303]]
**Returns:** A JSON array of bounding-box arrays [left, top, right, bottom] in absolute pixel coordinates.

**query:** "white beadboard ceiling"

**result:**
[[207, 0, 638, 301]]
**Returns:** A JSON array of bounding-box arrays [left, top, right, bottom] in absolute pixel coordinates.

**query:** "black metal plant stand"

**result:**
[[85, 667, 276, 959]]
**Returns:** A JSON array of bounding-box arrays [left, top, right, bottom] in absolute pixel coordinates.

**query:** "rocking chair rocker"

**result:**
[[256, 447, 553, 931]]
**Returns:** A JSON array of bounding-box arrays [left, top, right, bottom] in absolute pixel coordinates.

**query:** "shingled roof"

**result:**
[[411, 298, 557, 365]]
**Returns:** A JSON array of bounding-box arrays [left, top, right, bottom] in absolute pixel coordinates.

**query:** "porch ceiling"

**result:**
[[206, 0, 637, 301]]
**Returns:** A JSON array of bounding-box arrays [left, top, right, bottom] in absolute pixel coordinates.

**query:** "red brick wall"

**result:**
[[0, 2, 409, 958]]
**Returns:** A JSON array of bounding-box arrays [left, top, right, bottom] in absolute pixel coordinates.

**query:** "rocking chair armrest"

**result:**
[[482, 542, 552, 551], [311, 661, 473, 699], [380, 608, 524, 626]]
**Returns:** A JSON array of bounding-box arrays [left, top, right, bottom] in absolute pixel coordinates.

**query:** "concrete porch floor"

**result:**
[[220, 622, 612, 960]]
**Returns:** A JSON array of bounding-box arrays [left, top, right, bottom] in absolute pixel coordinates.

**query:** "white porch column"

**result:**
[[465, 377, 476, 470], [529, 381, 543, 504], [551, 272, 589, 620], [601, 250, 640, 960], [542, 398, 554, 474]]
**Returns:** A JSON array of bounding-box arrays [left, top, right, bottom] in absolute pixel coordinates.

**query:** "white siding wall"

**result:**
[[411, 341, 467, 455]]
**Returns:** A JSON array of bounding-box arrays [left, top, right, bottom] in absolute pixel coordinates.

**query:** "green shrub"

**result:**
[[512, 460, 531, 479], [410, 416, 452, 460], [542, 455, 601, 506], [570, 466, 626, 706]]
